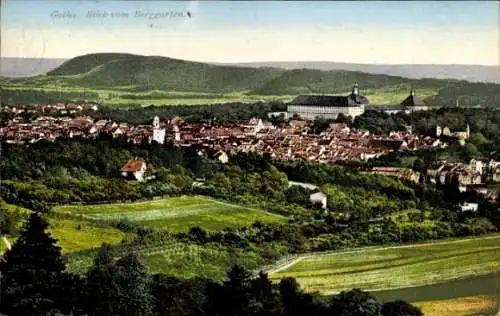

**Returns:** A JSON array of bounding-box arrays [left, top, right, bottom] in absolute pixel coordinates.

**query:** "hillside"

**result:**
[[3, 53, 500, 107], [47, 53, 286, 93], [3, 57, 499, 84]]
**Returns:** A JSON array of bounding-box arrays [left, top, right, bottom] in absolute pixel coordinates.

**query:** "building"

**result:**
[[375, 89, 431, 115], [401, 89, 428, 112], [152, 116, 166, 144], [371, 167, 420, 183], [460, 202, 479, 212], [287, 83, 368, 120], [213, 150, 229, 164], [437, 123, 470, 141], [121, 157, 147, 182], [309, 192, 327, 209]]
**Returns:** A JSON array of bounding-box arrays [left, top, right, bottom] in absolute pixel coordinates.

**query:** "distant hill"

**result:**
[[216, 61, 500, 84], [44, 53, 285, 93], [0, 57, 67, 77], [3, 56, 499, 84], [4, 53, 500, 108], [41, 53, 442, 94]]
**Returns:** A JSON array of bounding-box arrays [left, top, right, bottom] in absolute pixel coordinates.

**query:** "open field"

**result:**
[[2, 84, 437, 108], [0, 202, 130, 255], [47, 217, 131, 253], [54, 196, 286, 232], [414, 295, 497, 316], [269, 234, 500, 294], [371, 273, 499, 315], [66, 239, 270, 280]]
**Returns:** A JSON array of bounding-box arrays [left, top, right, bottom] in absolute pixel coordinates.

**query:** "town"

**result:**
[[0, 108, 443, 163], [3, 104, 500, 204]]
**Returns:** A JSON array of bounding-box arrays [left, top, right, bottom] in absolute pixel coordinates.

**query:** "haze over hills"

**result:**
[[1, 56, 499, 84], [217, 61, 500, 84], [2, 53, 500, 108], [0, 57, 67, 77]]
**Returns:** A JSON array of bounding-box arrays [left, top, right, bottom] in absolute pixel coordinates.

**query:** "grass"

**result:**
[[54, 196, 286, 232], [66, 240, 270, 280], [414, 295, 498, 316], [47, 217, 131, 253], [0, 202, 130, 255], [269, 234, 500, 294], [390, 209, 437, 229]]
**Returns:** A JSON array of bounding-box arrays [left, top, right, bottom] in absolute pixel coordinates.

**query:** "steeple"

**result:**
[[352, 82, 359, 96], [411, 89, 416, 97], [153, 116, 160, 129]]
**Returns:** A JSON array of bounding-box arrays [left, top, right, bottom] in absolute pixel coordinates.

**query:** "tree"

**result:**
[[330, 289, 382, 316], [0, 212, 69, 316], [83, 243, 121, 316], [114, 253, 154, 316], [84, 246, 154, 316], [188, 226, 208, 243], [381, 300, 423, 316], [152, 275, 210, 316], [220, 265, 253, 316], [470, 132, 487, 147], [250, 271, 281, 316], [279, 277, 302, 316], [412, 158, 426, 174]]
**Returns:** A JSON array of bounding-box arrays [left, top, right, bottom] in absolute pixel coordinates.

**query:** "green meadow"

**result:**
[[54, 196, 286, 233], [268, 234, 500, 294], [0, 203, 130, 255], [47, 217, 131, 254]]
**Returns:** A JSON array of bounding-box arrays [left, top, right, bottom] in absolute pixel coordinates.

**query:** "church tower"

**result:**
[[466, 123, 470, 140], [352, 82, 359, 96], [152, 116, 166, 144], [436, 125, 442, 137], [173, 125, 180, 142]]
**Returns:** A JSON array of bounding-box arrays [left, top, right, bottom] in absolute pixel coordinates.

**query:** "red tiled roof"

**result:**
[[121, 158, 145, 172]]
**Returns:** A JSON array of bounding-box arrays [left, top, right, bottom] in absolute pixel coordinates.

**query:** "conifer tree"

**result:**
[[83, 243, 121, 316], [84, 245, 154, 316], [114, 253, 154, 316], [0, 212, 67, 316]]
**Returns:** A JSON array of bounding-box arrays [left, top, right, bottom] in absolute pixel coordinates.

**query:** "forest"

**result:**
[[0, 88, 99, 105]]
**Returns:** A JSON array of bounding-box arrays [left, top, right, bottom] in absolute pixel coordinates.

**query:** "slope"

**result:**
[[48, 53, 286, 92], [47, 53, 140, 76]]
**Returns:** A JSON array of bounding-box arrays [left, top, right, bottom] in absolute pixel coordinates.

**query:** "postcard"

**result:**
[[1, 1, 499, 316]]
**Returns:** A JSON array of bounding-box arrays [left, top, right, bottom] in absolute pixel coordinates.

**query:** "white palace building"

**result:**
[[284, 83, 431, 121], [287, 83, 368, 120]]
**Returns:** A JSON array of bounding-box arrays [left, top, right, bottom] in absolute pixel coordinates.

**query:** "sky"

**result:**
[[1, 0, 499, 65]]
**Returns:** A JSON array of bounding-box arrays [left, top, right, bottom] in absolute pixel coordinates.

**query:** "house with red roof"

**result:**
[[121, 157, 147, 182]]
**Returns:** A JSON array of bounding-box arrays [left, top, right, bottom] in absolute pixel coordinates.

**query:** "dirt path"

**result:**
[[266, 257, 305, 274]]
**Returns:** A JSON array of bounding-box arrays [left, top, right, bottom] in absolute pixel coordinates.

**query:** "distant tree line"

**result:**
[[0, 88, 99, 106], [93, 101, 287, 125]]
